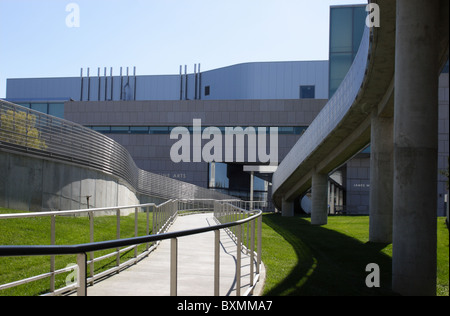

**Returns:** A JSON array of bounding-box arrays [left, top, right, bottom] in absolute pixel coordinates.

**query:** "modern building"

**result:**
[[4, 60, 331, 209], [2, 4, 449, 216]]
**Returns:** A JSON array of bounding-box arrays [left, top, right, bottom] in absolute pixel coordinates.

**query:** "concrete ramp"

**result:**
[[85, 213, 265, 296]]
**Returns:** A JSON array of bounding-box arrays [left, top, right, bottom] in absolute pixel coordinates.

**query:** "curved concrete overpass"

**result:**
[[272, 0, 449, 296], [272, 0, 397, 210]]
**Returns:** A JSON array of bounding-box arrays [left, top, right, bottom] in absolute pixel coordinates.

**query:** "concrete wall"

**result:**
[[346, 154, 371, 214], [0, 150, 139, 212]]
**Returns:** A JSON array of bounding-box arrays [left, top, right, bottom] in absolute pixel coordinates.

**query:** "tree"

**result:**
[[0, 109, 47, 150]]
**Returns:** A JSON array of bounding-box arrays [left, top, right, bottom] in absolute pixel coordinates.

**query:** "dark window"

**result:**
[[31, 103, 48, 114], [92, 126, 111, 133], [149, 127, 169, 134], [111, 126, 130, 133], [300, 85, 315, 99], [130, 126, 149, 134], [205, 86, 210, 96], [48, 103, 65, 119]]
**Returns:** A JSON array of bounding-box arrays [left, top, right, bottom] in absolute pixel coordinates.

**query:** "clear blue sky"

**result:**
[[0, 0, 366, 98]]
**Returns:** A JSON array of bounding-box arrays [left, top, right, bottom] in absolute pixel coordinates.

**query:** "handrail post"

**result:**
[[50, 215, 55, 293], [214, 230, 220, 296], [170, 238, 178, 296], [250, 218, 255, 294], [152, 205, 157, 237], [146, 206, 150, 251], [257, 214, 262, 274], [236, 224, 241, 296], [89, 210, 94, 285], [134, 207, 138, 259], [116, 209, 120, 271], [77, 253, 87, 296]]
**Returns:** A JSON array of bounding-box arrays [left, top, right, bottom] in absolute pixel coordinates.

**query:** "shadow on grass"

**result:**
[[262, 214, 398, 296]]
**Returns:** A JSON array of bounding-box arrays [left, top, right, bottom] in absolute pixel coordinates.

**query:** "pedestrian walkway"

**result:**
[[85, 213, 265, 296]]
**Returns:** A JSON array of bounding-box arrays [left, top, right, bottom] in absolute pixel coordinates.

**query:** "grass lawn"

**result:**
[[1, 208, 448, 296], [260, 213, 449, 296]]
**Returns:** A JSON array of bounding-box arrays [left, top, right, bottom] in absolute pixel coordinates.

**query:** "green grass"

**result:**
[[0, 208, 153, 296], [260, 214, 449, 296], [1, 208, 448, 296]]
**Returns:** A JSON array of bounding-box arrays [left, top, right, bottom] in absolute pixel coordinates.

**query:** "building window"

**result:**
[[130, 126, 149, 134], [48, 103, 65, 119], [205, 86, 210, 96], [111, 126, 130, 133], [300, 85, 315, 99], [328, 5, 367, 98], [30, 103, 48, 113]]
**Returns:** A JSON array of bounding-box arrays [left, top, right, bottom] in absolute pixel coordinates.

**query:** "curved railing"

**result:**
[[0, 99, 231, 201], [0, 199, 262, 296], [272, 25, 372, 199]]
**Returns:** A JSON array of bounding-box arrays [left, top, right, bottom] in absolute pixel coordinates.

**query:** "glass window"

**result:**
[[149, 127, 169, 134], [279, 127, 294, 134], [48, 103, 64, 119], [209, 162, 229, 189], [111, 126, 130, 133], [353, 6, 368, 53], [254, 176, 268, 192], [92, 126, 111, 133], [294, 127, 307, 135], [30, 103, 48, 114], [300, 86, 315, 99], [130, 126, 149, 134], [329, 5, 368, 99], [329, 53, 353, 97], [330, 7, 353, 54], [205, 86, 210, 96]]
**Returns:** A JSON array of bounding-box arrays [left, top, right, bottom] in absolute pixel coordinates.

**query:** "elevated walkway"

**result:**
[[85, 213, 265, 296], [272, 0, 449, 295]]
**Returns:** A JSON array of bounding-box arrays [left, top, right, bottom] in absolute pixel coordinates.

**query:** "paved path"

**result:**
[[86, 213, 265, 296]]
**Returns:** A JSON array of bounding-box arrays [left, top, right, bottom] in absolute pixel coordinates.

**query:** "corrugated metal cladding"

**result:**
[[6, 61, 328, 102]]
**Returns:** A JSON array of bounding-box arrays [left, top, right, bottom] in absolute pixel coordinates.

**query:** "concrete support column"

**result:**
[[282, 198, 294, 217], [369, 111, 394, 243], [311, 171, 328, 225], [336, 188, 343, 212], [329, 183, 335, 214], [393, 0, 439, 296]]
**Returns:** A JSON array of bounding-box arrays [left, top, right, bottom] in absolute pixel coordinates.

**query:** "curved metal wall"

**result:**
[[0, 100, 231, 202]]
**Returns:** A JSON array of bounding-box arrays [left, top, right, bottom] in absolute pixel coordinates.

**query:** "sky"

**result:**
[[0, 0, 367, 98]]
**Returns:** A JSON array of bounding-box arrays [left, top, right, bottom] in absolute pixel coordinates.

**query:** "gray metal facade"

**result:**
[[6, 61, 328, 102]]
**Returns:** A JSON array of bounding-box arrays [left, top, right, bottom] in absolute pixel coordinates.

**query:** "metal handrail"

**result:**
[[0, 199, 263, 296], [0, 201, 178, 295], [0, 211, 260, 257]]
